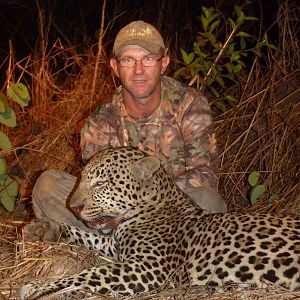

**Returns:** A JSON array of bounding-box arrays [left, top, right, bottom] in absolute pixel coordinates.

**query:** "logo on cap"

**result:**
[[113, 21, 166, 56]]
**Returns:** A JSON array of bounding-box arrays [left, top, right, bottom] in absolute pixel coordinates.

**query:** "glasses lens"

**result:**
[[119, 57, 134, 67], [118, 55, 163, 67], [142, 56, 157, 67]]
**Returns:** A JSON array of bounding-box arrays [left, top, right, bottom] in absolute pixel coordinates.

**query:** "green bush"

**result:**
[[0, 83, 30, 211], [174, 5, 277, 111]]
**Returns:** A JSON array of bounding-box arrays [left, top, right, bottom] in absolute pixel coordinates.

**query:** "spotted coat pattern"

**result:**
[[20, 147, 300, 299]]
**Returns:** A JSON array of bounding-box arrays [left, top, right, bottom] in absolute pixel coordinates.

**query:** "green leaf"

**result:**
[[202, 6, 210, 19], [228, 43, 235, 55], [209, 13, 219, 24], [7, 82, 30, 107], [236, 59, 245, 67], [0, 93, 9, 113], [0, 106, 17, 127], [236, 16, 246, 27], [225, 95, 237, 106], [0, 174, 8, 184], [180, 49, 195, 65], [5, 176, 18, 197], [0, 175, 18, 211], [215, 101, 226, 112], [244, 16, 258, 21], [212, 42, 222, 51], [173, 67, 187, 79], [233, 64, 242, 73], [200, 15, 209, 31], [234, 5, 242, 18], [267, 43, 278, 51], [231, 51, 240, 61], [261, 40, 279, 51], [0, 132, 12, 150], [0, 157, 6, 174], [209, 20, 221, 33], [198, 50, 206, 58], [250, 184, 267, 204], [190, 57, 203, 68], [225, 63, 234, 73], [210, 86, 220, 98], [206, 32, 216, 43], [193, 42, 200, 55], [203, 60, 212, 70], [228, 18, 237, 30], [248, 171, 260, 186], [0, 192, 16, 212], [240, 51, 248, 57], [237, 31, 251, 38], [215, 76, 225, 88]]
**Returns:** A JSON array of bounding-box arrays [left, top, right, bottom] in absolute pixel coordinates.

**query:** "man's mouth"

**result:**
[[133, 79, 147, 85]]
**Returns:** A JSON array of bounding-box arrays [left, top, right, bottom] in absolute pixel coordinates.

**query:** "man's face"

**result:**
[[110, 47, 170, 103]]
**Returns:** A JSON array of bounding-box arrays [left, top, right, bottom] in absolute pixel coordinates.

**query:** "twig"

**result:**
[[90, 0, 107, 105], [178, 26, 239, 123]]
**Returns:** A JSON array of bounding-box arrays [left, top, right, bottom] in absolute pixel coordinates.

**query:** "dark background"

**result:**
[[0, 0, 279, 67]]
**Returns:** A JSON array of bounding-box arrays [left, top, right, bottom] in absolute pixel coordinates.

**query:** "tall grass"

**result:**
[[0, 1, 299, 298], [0, 1, 299, 211]]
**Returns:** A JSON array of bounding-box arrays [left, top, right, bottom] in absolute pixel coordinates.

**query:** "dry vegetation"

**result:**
[[0, 1, 299, 299]]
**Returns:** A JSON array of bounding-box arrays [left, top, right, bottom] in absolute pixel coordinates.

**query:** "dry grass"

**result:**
[[1, 221, 300, 300], [216, 1, 300, 213], [0, 1, 299, 299], [217, 64, 300, 213]]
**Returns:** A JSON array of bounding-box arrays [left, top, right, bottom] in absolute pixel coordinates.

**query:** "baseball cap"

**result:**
[[113, 21, 166, 56]]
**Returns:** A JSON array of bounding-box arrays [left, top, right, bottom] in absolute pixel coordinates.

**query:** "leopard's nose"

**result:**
[[70, 204, 84, 216]]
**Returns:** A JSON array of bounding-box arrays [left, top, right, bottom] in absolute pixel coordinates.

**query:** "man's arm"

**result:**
[[174, 89, 226, 213], [80, 105, 121, 163], [176, 89, 218, 189]]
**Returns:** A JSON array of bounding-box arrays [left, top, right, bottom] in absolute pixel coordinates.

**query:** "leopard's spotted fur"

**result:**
[[20, 147, 300, 299]]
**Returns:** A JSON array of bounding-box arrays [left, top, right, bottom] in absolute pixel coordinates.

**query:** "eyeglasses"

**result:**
[[116, 55, 164, 68]]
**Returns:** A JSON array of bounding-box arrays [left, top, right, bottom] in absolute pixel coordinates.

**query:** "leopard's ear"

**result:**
[[131, 156, 161, 180]]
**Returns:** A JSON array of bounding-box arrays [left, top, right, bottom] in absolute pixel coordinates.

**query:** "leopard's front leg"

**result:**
[[23, 219, 117, 257], [19, 260, 170, 300]]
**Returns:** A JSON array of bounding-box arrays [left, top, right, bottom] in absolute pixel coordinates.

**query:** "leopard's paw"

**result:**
[[23, 219, 61, 242], [19, 281, 44, 300]]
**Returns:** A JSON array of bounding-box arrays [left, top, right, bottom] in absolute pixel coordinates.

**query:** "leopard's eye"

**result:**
[[91, 179, 108, 188]]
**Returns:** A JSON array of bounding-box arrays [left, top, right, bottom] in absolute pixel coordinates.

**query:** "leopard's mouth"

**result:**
[[84, 214, 125, 231]]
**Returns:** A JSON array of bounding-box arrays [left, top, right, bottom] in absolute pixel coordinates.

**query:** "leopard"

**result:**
[[20, 147, 300, 299]]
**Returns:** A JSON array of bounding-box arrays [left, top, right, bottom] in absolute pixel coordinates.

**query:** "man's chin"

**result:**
[[125, 86, 154, 102], [133, 96, 152, 104]]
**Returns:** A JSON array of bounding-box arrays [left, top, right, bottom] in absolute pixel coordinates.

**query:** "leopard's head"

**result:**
[[70, 147, 161, 232]]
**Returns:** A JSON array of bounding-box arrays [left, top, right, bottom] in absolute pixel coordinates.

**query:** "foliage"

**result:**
[[247, 171, 278, 205], [0, 83, 30, 211], [248, 171, 266, 204], [174, 5, 277, 111]]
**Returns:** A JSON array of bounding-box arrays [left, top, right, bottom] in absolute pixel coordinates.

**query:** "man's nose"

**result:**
[[133, 60, 144, 74]]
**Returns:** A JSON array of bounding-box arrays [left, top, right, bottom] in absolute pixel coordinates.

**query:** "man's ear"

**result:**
[[110, 57, 120, 77], [131, 156, 161, 180], [161, 54, 170, 74]]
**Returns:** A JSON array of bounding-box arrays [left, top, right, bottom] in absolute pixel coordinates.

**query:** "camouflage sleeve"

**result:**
[[80, 106, 121, 163], [174, 89, 219, 191]]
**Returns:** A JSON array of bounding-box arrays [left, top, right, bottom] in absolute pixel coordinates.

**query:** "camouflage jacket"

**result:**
[[81, 75, 218, 191]]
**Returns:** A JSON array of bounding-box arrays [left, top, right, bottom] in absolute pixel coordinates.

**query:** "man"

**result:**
[[32, 21, 226, 230]]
